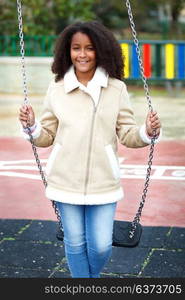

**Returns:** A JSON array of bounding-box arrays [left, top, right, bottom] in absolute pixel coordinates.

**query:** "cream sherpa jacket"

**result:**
[[22, 66, 161, 204]]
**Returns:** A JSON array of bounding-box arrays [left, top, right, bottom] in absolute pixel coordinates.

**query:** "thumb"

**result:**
[[27, 105, 35, 117], [27, 104, 33, 113], [26, 104, 35, 126]]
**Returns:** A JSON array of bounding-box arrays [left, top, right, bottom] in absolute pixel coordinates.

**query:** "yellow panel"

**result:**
[[165, 44, 175, 79], [121, 43, 129, 78]]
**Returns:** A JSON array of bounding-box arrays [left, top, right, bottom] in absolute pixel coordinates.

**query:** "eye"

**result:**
[[72, 47, 80, 50], [87, 46, 94, 51]]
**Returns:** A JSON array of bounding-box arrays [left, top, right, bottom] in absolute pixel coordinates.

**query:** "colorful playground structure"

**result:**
[[0, 36, 185, 81], [120, 40, 185, 81]]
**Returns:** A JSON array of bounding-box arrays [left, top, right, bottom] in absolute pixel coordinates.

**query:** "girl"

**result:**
[[19, 21, 161, 278]]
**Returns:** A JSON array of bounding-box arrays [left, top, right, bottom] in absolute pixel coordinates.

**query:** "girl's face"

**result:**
[[70, 32, 96, 78]]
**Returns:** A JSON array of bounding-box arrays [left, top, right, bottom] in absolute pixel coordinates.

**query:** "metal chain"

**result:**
[[125, 0, 157, 238], [16, 0, 28, 105], [125, 0, 153, 112], [16, 0, 63, 231]]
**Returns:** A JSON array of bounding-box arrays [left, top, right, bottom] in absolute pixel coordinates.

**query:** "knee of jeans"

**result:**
[[64, 232, 86, 254], [88, 233, 112, 254], [64, 240, 86, 254], [89, 241, 112, 256]]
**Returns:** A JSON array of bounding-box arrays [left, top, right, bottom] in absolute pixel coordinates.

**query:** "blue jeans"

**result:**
[[56, 202, 117, 278]]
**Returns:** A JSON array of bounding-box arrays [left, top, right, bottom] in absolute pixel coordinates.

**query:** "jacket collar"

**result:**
[[64, 65, 108, 94]]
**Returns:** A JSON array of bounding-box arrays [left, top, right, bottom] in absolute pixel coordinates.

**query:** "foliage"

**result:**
[[0, 0, 185, 38], [0, 0, 95, 35], [94, 0, 185, 39]]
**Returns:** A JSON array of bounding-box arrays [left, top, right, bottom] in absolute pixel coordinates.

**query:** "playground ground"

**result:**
[[0, 88, 185, 283]]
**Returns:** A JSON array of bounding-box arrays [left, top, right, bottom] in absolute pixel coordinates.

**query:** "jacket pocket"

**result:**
[[105, 144, 120, 180], [45, 143, 62, 176]]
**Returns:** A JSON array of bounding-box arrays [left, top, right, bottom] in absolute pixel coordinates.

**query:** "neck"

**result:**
[[75, 69, 96, 86]]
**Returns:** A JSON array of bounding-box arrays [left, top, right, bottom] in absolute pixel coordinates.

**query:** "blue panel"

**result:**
[[178, 44, 185, 79], [132, 44, 140, 78]]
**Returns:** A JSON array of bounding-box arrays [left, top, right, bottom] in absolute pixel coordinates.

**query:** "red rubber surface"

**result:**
[[0, 137, 184, 227]]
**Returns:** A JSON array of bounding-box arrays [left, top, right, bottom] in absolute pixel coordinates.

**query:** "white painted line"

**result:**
[[0, 160, 184, 181], [0, 159, 47, 165], [120, 164, 185, 170], [151, 167, 166, 178], [172, 170, 185, 177], [0, 166, 41, 171], [0, 171, 41, 180], [120, 174, 185, 180]]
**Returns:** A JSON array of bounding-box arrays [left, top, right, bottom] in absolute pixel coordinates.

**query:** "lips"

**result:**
[[77, 61, 89, 64]]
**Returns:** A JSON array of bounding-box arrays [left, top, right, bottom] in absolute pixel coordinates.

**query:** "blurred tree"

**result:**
[[0, 0, 184, 38], [0, 0, 95, 35], [156, 0, 185, 38], [50, 0, 96, 34], [94, 0, 185, 39]]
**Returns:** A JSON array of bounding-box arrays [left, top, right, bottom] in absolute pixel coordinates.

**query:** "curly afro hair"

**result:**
[[51, 21, 124, 82]]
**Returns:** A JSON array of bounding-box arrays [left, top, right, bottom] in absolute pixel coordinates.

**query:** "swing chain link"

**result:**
[[126, 0, 153, 112], [16, 0, 28, 105], [125, 0, 157, 238], [16, 0, 63, 232]]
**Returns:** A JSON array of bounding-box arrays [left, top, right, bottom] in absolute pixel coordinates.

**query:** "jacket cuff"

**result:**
[[139, 124, 162, 144], [21, 120, 42, 140]]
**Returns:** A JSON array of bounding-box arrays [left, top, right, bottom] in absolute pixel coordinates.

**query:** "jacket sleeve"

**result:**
[[27, 81, 58, 147], [116, 83, 148, 148]]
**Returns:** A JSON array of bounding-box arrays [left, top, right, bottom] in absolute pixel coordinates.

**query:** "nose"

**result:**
[[79, 48, 86, 58]]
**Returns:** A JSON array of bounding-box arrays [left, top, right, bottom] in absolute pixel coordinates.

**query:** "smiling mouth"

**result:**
[[77, 61, 89, 64]]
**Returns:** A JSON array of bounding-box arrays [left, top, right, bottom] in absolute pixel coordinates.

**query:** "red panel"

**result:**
[[143, 44, 151, 78]]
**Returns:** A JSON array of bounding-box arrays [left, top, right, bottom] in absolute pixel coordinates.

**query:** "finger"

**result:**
[[151, 117, 160, 124], [150, 116, 160, 124], [151, 110, 157, 116], [20, 105, 29, 114], [151, 117, 160, 123], [151, 121, 161, 129], [146, 112, 152, 123], [19, 107, 26, 114], [150, 114, 159, 120], [19, 114, 28, 121], [150, 112, 158, 119], [19, 112, 28, 119], [27, 105, 33, 113]]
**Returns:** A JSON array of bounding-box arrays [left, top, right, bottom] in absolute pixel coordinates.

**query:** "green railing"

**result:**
[[0, 35, 56, 57], [0, 35, 185, 80]]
